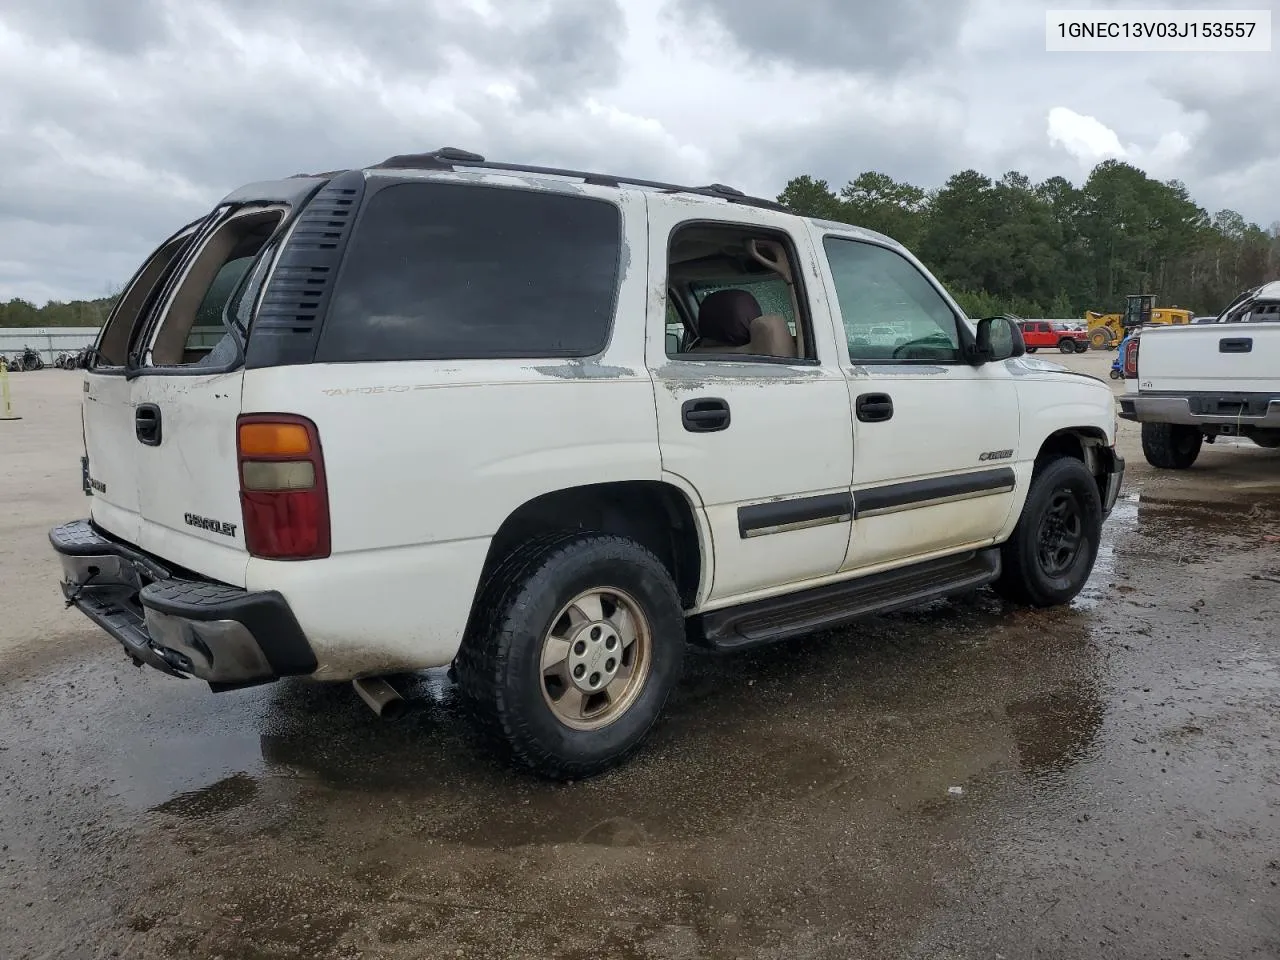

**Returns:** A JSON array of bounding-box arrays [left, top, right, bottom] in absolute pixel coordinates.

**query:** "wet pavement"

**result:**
[[2, 368, 1280, 959]]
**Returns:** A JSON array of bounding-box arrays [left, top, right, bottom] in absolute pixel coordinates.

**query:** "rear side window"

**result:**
[[316, 182, 623, 362]]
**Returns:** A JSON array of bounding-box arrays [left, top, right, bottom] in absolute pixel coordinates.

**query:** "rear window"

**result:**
[[315, 181, 623, 362]]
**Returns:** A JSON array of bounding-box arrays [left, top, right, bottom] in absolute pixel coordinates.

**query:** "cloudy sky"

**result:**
[[1, 0, 1276, 304]]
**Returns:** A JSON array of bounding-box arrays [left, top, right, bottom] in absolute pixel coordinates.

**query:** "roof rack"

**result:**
[[369, 147, 789, 213]]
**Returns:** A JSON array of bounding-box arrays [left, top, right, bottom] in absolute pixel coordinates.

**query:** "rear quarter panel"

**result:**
[[238, 191, 661, 676]]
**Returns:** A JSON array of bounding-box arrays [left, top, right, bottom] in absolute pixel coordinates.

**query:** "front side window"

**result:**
[[823, 237, 961, 363], [317, 182, 623, 362]]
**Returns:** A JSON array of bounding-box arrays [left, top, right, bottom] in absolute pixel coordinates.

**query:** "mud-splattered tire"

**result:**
[[1141, 422, 1202, 469], [1089, 329, 1112, 350], [994, 456, 1103, 607], [454, 532, 685, 780]]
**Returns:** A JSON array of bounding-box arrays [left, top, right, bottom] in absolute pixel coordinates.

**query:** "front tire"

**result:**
[[1089, 329, 1111, 350], [454, 533, 685, 780], [1141, 423, 1202, 469], [1059, 339, 1076, 354], [995, 456, 1103, 607]]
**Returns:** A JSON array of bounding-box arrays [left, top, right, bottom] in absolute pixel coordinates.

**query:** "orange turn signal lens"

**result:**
[[239, 422, 311, 457]]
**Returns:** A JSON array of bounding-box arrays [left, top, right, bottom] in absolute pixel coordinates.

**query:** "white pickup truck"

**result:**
[[1119, 281, 1280, 468]]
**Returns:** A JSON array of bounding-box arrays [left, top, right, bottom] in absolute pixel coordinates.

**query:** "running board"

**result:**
[[689, 548, 1002, 652]]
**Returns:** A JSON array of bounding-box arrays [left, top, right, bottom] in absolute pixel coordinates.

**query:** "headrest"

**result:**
[[698, 289, 762, 346]]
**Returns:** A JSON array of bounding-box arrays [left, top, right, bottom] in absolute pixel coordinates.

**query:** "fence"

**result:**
[[0, 327, 100, 365], [0, 325, 227, 366]]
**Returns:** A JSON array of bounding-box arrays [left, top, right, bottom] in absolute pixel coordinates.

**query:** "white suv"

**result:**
[[50, 148, 1124, 779]]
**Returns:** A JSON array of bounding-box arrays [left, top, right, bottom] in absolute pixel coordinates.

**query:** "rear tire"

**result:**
[[1141, 423, 1202, 469], [1026, 346, 1038, 354], [454, 532, 685, 780], [995, 456, 1102, 607]]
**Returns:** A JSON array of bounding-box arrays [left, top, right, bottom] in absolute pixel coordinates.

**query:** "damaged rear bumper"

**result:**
[[49, 520, 316, 690]]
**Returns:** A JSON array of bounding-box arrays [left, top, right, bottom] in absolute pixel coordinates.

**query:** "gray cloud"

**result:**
[[1158, 69, 1279, 177], [205, 0, 624, 102], [0, 0, 1275, 305], [1, 0, 173, 56], [666, 0, 979, 75]]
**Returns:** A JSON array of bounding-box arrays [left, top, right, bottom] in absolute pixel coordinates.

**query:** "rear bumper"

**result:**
[[49, 520, 316, 689], [1119, 394, 1280, 426]]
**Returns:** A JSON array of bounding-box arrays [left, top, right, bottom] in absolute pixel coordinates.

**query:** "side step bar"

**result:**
[[689, 548, 1002, 652]]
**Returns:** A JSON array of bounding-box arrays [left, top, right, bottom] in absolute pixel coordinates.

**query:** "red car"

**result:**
[[1019, 321, 1089, 354]]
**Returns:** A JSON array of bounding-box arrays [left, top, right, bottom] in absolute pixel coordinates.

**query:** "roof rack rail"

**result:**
[[368, 147, 789, 213]]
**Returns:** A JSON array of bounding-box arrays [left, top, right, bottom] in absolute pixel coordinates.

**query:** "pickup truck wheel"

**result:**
[[1141, 423, 1202, 469], [454, 533, 684, 780], [995, 456, 1102, 607]]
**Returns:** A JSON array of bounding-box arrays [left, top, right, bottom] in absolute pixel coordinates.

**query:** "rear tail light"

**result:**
[[1123, 338, 1140, 378], [237, 414, 330, 560]]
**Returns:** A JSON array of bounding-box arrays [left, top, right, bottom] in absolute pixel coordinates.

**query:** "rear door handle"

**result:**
[[856, 392, 893, 423], [681, 397, 730, 433], [135, 403, 162, 446], [1219, 337, 1252, 353]]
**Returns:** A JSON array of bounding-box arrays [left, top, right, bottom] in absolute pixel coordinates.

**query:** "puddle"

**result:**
[[151, 771, 259, 818], [1005, 687, 1104, 776], [1074, 493, 1138, 610]]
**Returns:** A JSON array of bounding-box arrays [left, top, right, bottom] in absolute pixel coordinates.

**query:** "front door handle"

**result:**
[[856, 392, 893, 423], [681, 397, 731, 433], [135, 403, 162, 446]]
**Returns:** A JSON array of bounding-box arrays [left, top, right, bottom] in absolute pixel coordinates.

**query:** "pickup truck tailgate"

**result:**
[[1137, 322, 1280, 393]]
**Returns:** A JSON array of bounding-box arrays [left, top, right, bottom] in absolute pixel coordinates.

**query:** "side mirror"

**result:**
[[973, 315, 1024, 363]]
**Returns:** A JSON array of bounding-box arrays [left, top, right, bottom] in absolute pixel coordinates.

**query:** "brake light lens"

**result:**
[[1123, 338, 1140, 378], [237, 414, 330, 560]]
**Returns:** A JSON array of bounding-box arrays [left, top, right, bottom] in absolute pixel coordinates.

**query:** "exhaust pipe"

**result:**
[[352, 676, 406, 721]]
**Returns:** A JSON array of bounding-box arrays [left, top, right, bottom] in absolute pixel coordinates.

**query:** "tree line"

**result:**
[[779, 158, 1279, 319], [3, 157, 1277, 326], [0, 295, 117, 329]]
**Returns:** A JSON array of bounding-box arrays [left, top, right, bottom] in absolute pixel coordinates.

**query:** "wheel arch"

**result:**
[[477, 480, 707, 612], [1034, 426, 1117, 503]]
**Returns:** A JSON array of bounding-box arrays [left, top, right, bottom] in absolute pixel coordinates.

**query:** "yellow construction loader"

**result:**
[[1086, 294, 1192, 349]]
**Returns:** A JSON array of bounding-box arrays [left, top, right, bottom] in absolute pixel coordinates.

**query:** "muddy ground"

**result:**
[[2, 356, 1278, 960]]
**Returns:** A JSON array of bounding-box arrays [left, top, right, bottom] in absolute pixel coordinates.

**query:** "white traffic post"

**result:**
[[0, 357, 21, 420]]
